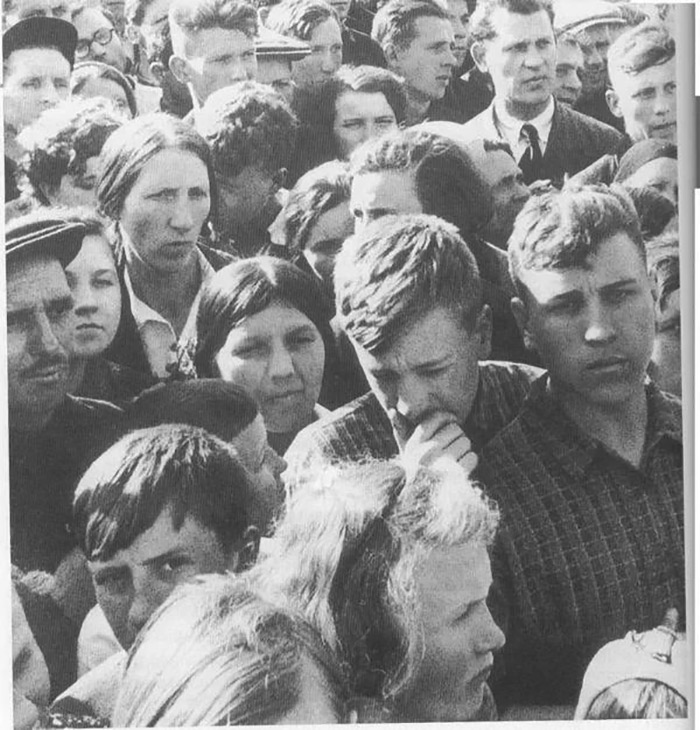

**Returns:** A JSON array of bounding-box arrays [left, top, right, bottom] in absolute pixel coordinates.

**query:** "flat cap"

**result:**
[[255, 25, 310, 61], [554, 0, 627, 35], [6, 217, 86, 267], [3, 16, 78, 67]]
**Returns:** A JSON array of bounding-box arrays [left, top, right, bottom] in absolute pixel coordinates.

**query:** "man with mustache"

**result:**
[[462, 0, 623, 188], [7, 214, 123, 695], [475, 184, 685, 716]]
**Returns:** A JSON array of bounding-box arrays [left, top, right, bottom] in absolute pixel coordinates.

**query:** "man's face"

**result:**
[[445, 0, 471, 70], [575, 22, 624, 97], [515, 232, 656, 407], [350, 169, 423, 231], [397, 544, 505, 721], [216, 164, 278, 238], [351, 306, 491, 428], [73, 8, 128, 72], [554, 41, 583, 106], [11, 0, 69, 21], [475, 8, 555, 117], [174, 27, 257, 104], [608, 58, 677, 143], [469, 143, 530, 249], [7, 255, 74, 430], [89, 506, 234, 649], [257, 56, 296, 103], [390, 16, 456, 101], [291, 18, 343, 89], [3, 48, 70, 134], [621, 156, 678, 207]]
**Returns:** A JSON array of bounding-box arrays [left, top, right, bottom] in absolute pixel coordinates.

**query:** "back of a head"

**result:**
[[195, 81, 299, 177], [169, 0, 258, 36], [607, 20, 675, 82], [469, 0, 554, 44], [266, 0, 338, 42], [371, 0, 450, 53], [113, 573, 348, 725], [335, 213, 483, 355], [350, 128, 493, 236], [508, 183, 644, 294], [261, 458, 499, 702], [127, 380, 259, 440], [73, 424, 253, 562]]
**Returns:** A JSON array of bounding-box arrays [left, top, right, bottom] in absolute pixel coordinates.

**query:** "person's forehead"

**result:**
[[257, 56, 293, 79], [7, 255, 71, 303], [557, 42, 583, 65], [5, 45, 70, 74], [617, 58, 675, 91], [336, 90, 393, 116], [576, 22, 621, 46], [409, 15, 453, 43], [352, 169, 420, 206], [226, 302, 317, 338], [487, 7, 553, 44], [309, 17, 342, 43], [74, 6, 113, 33], [185, 26, 254, 58], [623, 156, 677, 187]]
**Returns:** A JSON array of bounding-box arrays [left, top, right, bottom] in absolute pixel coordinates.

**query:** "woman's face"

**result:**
[[73, 76, 133, 117], [292, 18, 343, 89], [333, 90, 398, 159], [213, 302, 326, 434], [232, 414, 288, 532], [119, 148, 210, 273], [65, 233, 121, 357]]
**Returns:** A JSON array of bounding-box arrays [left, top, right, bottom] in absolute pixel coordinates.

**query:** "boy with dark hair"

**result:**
[[168, 0, 258, 108], [52, 423, 260, 722], [606, 21, 676, 144], [285, 214, 541, 486], [195, 81, 298, 256], [475, 183, 684, 712]]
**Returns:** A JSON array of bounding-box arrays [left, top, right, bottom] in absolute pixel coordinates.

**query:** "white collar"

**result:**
[[494, 96, 555, 145]]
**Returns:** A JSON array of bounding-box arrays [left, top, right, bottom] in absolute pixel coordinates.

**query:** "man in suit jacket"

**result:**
[[462, 0, 624, 188]]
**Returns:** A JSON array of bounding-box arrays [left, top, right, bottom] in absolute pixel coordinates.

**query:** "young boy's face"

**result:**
[[514, 231, 656, 407], [89, 506, 236, 649], [608, 57, 677, 143]]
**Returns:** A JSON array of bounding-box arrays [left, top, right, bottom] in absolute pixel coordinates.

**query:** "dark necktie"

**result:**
[[518, 123, 543, 184]]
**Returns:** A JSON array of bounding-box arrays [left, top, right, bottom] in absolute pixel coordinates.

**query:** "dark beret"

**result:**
[[3, 17, 78, 68], [6, 217, 86, 267]]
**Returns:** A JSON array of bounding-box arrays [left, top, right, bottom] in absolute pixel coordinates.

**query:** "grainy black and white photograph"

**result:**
[[2, 0, 692, 727]]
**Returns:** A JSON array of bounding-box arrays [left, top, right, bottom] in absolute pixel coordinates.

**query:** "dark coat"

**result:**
[[104, 243, 235, 377], [462, 98, 625, 188]]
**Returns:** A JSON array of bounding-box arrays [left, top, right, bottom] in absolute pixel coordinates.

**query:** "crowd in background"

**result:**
[[4, 0, 686, 726]]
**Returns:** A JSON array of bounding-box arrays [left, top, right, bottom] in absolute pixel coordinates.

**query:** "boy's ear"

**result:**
[[169, 54, 190, 85], [511, 296, 536, 351], [605, 88, 623, 119], [471, 41, 488, 73], [234, 526, 260, 571]]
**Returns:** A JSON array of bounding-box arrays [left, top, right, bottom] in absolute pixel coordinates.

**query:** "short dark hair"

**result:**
[[282, 160, 352, 255], [371, 0, 450, 53], [73, 424, 253, 561], [266, 0, 340, 42], [508, 183, 645, 295], [126, 380, 259, 439], [293, 65, 407, 159], [350, 128, 493, 236], [169, 0, 258, 36], [335, 214, 483, 354], [16, 97, 125, 204], [195, 82, 298, 178], [194, 256, 333, 377], [469, 0, 553, 44], [608, 21, 675, 80]]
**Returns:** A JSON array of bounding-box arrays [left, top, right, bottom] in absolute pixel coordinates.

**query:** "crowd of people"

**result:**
[[4, 0, 686, 726]]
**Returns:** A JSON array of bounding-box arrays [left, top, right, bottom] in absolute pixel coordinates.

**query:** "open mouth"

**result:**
[[27, 365, 66, 382]]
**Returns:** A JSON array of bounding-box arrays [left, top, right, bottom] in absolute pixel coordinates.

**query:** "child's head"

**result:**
[[73, 423, 259, 649], [575, 608, 688, 720]]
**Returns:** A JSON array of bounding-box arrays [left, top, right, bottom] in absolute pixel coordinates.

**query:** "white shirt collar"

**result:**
[[493, 96, 555, 155]]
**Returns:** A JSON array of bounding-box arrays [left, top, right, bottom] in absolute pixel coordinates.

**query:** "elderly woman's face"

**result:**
[[118, 148, 210, 273], [213, 302, 325, 434]]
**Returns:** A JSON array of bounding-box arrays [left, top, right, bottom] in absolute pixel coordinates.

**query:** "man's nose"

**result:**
[[228, 59, 248, 83], [30, 311, 64, 355], [475, 607, 506, 654], [268, 343, 296, 379], [584, 302, 617, 344], [320, 50, 338, 74], [393, 377, 433, 424]]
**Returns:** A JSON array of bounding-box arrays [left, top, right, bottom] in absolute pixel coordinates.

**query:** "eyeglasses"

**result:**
[[76, 28, 116, 58]]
